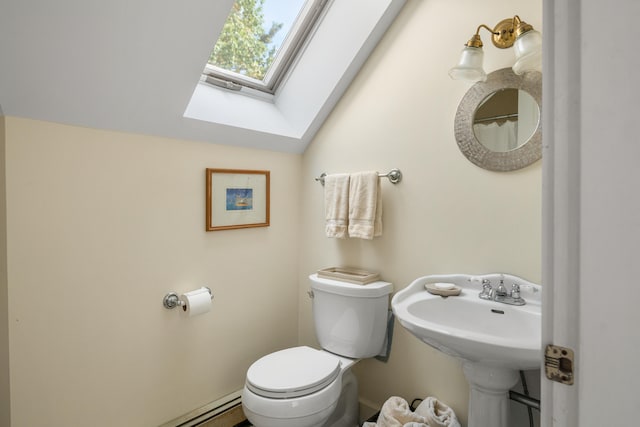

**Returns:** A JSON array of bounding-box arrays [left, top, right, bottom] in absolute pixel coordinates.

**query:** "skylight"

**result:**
[[204, 0, 328, 94], [185, 0, 408, 153]]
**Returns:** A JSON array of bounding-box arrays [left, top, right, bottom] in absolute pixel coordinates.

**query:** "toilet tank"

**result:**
[[309, 273, 393, 358]]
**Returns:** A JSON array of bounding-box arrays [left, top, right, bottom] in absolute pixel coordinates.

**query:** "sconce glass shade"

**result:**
[[512, 29, 542, 75], [449, 46, 487, 82]]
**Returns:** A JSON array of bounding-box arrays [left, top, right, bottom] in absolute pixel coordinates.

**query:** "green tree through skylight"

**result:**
[[209, 0, 283, 81]]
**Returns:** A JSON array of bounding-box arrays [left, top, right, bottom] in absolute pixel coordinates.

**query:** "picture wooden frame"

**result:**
[[206, 169, 270, 231]]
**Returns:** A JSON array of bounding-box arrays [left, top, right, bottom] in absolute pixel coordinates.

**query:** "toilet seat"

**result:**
[[246, 346, 341, 399]]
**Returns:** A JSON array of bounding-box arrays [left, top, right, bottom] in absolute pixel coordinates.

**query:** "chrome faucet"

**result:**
[[495, 279, 508, 298], [478, 279, 526, 306]]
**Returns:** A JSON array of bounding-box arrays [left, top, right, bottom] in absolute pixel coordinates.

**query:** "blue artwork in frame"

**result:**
[[226, 188, 253, 211], [206, 168, 269, 231]]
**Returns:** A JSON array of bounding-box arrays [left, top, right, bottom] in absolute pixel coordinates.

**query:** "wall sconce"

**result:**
[[449, 16, 542, 82]]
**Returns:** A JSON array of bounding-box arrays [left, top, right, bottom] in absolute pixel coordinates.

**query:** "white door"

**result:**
[[542, 0, 640, 425]]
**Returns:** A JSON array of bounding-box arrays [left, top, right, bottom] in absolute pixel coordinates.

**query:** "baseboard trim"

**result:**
[[159, 390, 244, 427]]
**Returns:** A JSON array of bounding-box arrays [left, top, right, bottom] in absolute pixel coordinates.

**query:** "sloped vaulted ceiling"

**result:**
[[0, 0, 405, 153]]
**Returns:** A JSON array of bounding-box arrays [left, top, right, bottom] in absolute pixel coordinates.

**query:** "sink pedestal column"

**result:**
[[462, 362, 519, 427]]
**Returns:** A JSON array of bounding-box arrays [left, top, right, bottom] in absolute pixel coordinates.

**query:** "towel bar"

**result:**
[[315, 168, 402, 186]]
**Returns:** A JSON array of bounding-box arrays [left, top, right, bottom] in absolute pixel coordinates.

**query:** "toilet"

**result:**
[[242, 273, 393, 427]]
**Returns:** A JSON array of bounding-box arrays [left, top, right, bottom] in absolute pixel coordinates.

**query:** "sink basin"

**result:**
[[392, 273, 542, 427], [392, 273, 541, 369]]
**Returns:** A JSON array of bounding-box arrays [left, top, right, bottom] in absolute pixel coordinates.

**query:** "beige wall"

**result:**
[[298, 0, 542, 425], [4, 117, 301, 426], [2, 1, 542, 425], [0, 114, 10, 427]]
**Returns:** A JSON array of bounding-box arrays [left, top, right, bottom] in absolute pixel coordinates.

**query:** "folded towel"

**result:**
[[363, 396, 427, 427], [414, 397, 461, 427], [324, 173, 350, 238], [348, 171, 382, 239]]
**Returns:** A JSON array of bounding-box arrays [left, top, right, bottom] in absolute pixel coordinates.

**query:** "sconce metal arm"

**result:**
[[476, 24, 499, 36], [463, 15, 538, 50], [466, 24, 497, 48]]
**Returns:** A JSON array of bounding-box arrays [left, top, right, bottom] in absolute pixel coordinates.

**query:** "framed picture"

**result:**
[[206, 169, 270, 231]]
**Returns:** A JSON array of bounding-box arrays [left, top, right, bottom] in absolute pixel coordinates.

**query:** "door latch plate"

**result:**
[[545, 344, 574, 385]]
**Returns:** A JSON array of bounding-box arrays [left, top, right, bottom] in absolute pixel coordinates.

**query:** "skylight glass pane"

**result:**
[[204, 0, 327, 94], [208, 0, 307, 82]]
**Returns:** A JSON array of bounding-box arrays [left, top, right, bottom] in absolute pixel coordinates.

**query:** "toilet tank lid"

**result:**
[[309, 273, 393, 297]]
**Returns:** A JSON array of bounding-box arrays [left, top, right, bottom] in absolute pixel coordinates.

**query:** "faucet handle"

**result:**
[[479, 279, 492, 299], [511, 283, 521, 299]]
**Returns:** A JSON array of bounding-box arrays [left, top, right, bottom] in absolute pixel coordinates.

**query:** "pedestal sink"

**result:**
[[391, 273, 541, 427]]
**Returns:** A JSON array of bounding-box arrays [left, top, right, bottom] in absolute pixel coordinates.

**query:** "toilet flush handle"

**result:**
[[307, 290, 314, 299]]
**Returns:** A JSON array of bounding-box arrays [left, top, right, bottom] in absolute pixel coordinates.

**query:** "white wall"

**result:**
[[578, 0, 640, 423], [298, 0, 542, 425], [4, 117, 301, 426], [541, 0, 640, 425]]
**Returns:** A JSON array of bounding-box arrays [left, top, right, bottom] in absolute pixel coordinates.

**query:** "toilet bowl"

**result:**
[[242, 274, 393, 427], [242, 346, 358, 427]]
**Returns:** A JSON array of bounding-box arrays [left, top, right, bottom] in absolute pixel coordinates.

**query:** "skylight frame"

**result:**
[[203, 0, 329, 95]]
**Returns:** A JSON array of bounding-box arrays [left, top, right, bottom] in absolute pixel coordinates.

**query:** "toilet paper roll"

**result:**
[[181, 287, 211, 317]]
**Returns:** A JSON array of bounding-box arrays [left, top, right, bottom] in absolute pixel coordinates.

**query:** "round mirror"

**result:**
[[455, 68, 542, 171]]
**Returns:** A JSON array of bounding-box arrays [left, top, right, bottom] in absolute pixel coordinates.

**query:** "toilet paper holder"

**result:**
[[163, 287, 213, 310]]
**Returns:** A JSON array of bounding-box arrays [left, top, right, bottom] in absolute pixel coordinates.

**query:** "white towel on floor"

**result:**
[[348, 171, 382, 239], [363, 396, 460, 427], [414, 397, 461, 427], [362, 396, 427, 427], [324, 173, 350, 238]]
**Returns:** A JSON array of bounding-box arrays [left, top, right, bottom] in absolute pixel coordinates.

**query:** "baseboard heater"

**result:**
[[159, 390, 245, 427]]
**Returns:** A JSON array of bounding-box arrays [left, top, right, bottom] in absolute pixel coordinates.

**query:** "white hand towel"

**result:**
[[324, 173, 350, 238], [348, 171, 382, 239], [414, 397, 461, 427], [365, 396, 428, 427]]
